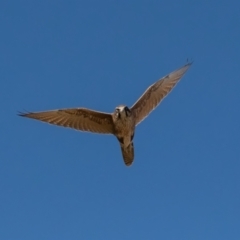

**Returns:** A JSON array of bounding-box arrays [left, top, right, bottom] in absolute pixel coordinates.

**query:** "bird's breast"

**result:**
[[113, 116, 135, 140]]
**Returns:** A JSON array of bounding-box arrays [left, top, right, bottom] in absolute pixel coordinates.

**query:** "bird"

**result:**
[[19, 62, 192, 166]]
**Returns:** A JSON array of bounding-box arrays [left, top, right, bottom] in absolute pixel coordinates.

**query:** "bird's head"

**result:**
[[114, 105, 131, 119]]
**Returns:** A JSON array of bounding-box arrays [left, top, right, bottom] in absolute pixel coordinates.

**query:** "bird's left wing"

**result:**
[[19, 108, 114, 134], [131, 62, 192, 125]]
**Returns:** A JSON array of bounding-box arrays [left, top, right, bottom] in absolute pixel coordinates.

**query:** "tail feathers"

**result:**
[[120, 142, 134, 166]]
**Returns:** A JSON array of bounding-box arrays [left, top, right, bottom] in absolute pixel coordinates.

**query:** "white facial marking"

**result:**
[[118, 106, 125, 112]]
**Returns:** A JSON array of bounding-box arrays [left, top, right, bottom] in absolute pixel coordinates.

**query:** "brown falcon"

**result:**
[[19, 62, 192, 166]]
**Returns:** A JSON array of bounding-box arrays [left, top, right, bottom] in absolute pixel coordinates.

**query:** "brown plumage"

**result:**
[[131, 63, 191, 125], [19, 108, 114, 134], [19, 62, 192, 166], [120, 142, 134, 166]]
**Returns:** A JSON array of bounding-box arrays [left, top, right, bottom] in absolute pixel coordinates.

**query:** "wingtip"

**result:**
[[178, 60, 193, 73], [17, 110, 31, 117], [17, 111, 25, 117], [185, 58, 194, 66]]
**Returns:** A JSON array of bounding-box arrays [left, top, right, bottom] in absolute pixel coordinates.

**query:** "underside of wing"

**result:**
[[131, 62, 192, 125], [19, 108, 114, 134]]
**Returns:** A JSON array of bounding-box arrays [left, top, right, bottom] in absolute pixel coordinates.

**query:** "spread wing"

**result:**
[[131, 62, 192, 125], [19, 108, 114, 134]]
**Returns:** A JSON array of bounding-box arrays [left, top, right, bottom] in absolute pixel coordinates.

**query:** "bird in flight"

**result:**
[[19, 62, 192, 166]]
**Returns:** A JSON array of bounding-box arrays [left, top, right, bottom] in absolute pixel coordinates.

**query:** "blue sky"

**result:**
[[1, 1, 240, 239]]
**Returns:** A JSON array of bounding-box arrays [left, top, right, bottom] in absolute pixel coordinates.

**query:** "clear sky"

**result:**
[[1, 1, 240, 239]]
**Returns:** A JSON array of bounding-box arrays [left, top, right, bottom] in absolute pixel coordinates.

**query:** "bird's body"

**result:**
[[112, 105, 135, 165], [112, 105, 135, 146], [19, 62, 192, 166]]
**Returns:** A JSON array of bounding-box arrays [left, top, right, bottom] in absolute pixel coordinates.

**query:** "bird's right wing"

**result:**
[[131, 63, 192, 125], [19, 108, 114, 134]]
